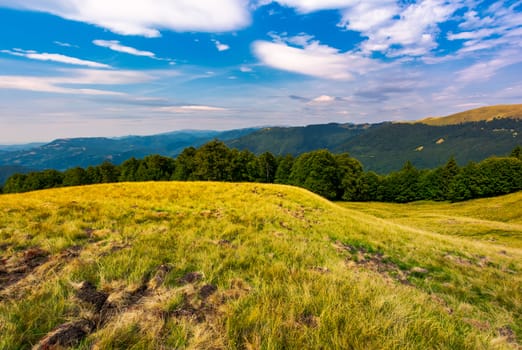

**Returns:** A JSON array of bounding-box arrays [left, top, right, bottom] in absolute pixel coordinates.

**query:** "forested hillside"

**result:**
[[0, 129, 257, 172], [229, 118, 522, 173]]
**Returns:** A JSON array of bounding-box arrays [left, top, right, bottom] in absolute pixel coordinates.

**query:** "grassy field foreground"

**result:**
[[0, 182, 520, 349]]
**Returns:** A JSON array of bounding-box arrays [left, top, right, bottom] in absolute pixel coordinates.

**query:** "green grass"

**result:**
[[0, 183, 520, 349], [339, 193, 522, 248]]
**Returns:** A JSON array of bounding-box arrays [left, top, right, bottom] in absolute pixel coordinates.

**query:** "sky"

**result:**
[[0, 0, 521, 143]]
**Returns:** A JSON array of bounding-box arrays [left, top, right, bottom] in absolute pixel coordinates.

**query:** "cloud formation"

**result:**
[[156, 105, 228, 113], [0, 0, 251, 37], [212, 40, 230, 52], [93, 40, 155, 57], [308, 95, 336, 104], [253, 34, 377, 80], [1, 48, 110, 68], [0, 69, 153, 95]]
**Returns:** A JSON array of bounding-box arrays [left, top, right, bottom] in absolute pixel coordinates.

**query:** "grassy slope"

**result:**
[[0, 183, 520, 349], [339, 193, 522, 248], [417, 104, 522, 126]]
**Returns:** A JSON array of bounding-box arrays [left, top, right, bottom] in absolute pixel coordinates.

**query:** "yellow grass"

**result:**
[[416, 104, 522, 125], [0, 183, 520, 349]]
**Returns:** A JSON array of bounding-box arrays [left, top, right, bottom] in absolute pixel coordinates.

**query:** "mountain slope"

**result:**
[[335, 118, 521, 172], [227, 123, 370, 155], [0, 183, 520, 349], [0, 129, 257, 171], [1, 105, 521, 174], [0, 165, 35, 185], [417, 104, 522, 126], [229, 118, 521, 172]]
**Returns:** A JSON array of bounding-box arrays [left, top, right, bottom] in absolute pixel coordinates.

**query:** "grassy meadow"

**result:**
[[0, 182, 520, 349], [417, 104, 522, 125]]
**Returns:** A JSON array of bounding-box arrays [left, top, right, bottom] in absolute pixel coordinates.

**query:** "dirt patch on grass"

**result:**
[[498, 325, 519, 345], [34, 266, 250, 349], [0, 247, 49, 292], [200, 209, 223, 219], [0, 246, 82, 301], [177, 271, 203, 285], [334, 241, 417, 285], [35, 264, 173, 348], [444, 253, 492, 268], [297, 313, 319, 328], [463, 318, 490, 331], [32, 319, 95, 350], [75, 281, 109, 312]]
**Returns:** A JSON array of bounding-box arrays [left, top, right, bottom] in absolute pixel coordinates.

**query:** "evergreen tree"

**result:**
[[275, 154, 294, 184], [229, 149, 259, 182], [119, 157, 141, 182], [63, 167, 89, 187], [98, 161, 120, 183], [336, 153, 363, 200], [3, 173, 27, 193], [350, 171, 381, 201], [192, 140, 233, 181], [383, 161, 421, 203], [172, 147, 197, 180], [139, 155, 176, 181], [257, 152, 278, 183], [510, 145, 522, 160], [86, 166, 102, 184], [290, 150, 341, 200]]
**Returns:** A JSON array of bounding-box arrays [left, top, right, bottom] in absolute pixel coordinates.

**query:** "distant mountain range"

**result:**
[[228, 117, 521, 173], [0, 104, 521, 183]]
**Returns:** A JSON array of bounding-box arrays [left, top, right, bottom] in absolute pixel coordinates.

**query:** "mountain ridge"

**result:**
[[416, 104, 522, 126], [0, 104, 520, 177]]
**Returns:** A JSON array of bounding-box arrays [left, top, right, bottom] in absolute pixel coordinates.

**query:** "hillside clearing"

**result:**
[[417, 104, 522, 126], [0, 183, 520, 349], [339, 193, 522, 248]]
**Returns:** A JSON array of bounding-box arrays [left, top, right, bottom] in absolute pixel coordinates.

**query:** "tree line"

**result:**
[[2, 141, 521, 203]]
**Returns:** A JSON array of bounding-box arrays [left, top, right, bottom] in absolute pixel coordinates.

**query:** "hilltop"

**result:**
[[0, 183, 520, 349], [417, 104, 522, 126]]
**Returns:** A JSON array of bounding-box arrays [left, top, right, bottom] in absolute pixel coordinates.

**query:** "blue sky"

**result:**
[[0, 0, 521, 143]]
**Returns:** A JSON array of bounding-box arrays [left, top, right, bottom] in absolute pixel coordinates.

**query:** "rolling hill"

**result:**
[[0, 183, 520, 349], [417, 104, 522, 126]]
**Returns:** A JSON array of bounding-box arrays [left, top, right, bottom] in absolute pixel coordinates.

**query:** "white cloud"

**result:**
[[339, 1, 397, 32], [269, 0, 357, 13], [447, 3, 522, 58], [359, 0, 459, 57], [308, 95, 336, 104], [93, 40, 155, 57], [240, 66, 253, 72], [271, 0, 461, 57], [457, 50, 522, 82], [212, 40, 230, 52], [0, 0, 251, 37], [447, 28, 496, 41], [0, 75, 124, 95], [253, 35, 378, 80], [54, 41, 78, 48], [1, 48, 110, 68], [157, 105, 228, 113], [0, 69, 154, 95]]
